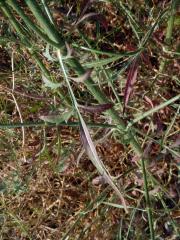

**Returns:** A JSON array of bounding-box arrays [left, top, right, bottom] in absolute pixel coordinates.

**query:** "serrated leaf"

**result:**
[[39, 110, 73, 124], [43, 44, 57, 62], [42, 75, 62, 89]]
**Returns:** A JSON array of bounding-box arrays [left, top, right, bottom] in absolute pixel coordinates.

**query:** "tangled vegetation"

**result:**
[[0, 0, 179, 239]]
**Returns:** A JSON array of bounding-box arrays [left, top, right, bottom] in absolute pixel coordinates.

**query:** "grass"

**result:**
[[0, 0, 179, 239]]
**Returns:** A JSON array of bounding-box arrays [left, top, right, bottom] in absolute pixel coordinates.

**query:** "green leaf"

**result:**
[[39, 110, 73, 124], [82, 55, 125, 68], [42, 75, 62, 89], [43, 44, 57, 62]]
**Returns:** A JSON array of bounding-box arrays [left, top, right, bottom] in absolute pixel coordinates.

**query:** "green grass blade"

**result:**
[[127, 94, 180, 128], [25, 0, 64, 46]]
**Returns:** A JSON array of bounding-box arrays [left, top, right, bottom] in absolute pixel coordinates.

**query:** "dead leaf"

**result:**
[[123, 58, 139, 113], [92, 176, 106, 185], [78, 102, 113, 113]]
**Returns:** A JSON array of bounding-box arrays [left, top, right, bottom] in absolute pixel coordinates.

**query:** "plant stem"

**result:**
[[160, 0, 178, 72], [0, 1, 156, 237], [19, 0, 142, 156], [165, 0, 178, 45], [141, 157, 155, 239], [0, 121, 116, 129]]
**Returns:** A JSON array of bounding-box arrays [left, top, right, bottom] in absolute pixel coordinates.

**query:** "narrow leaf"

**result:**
[[83, 55, 124, 68], [123, 59, 139, 113], [75, 12, 108, 31], [73, 44, 142, 57], [74, 12, 100, 26], [79, 116, 128, 213], [67, 1, 102, 31], [102, 201, 145, 211], [77, 0, 96, 24], [144, 95, 154, 108], [78, 102, 113, 113], [65, 42, 73, 59]]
